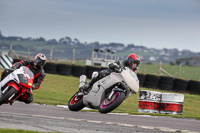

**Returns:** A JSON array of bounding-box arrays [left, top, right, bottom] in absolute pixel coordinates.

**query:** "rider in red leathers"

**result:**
[[8, 53, 47, 104], [79, 53, 141, 92]]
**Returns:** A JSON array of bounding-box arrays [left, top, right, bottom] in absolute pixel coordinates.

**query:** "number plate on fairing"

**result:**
[[121, 68, 139, 93]]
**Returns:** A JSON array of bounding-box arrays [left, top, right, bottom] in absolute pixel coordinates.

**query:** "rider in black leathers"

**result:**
[[79, 53, 141, 92]]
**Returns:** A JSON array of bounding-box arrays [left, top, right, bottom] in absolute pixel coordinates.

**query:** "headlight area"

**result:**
[[17, 74, 28, 84], [17, 74, 32, 89]]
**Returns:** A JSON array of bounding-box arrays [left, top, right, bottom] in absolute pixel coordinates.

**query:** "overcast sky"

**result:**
[[0, 0, 200, 52]]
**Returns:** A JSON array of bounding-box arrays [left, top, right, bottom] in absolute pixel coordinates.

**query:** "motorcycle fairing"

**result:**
[[0, 70, 20, 93], [83, 67, 140, 109]]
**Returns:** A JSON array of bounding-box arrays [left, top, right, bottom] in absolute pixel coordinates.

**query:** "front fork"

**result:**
[[107, 87, 125, 100]]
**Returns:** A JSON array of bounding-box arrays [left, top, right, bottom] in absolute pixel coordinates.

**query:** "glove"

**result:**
[[31, 85, 35, 90], [11, 65, 17, 70], [109, 63, 119, 71]]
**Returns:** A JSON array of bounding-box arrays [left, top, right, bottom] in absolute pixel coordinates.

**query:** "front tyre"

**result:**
[[0, 87, 17, 105], [99, 91, 125, 114], [68, 91, 85, 111]]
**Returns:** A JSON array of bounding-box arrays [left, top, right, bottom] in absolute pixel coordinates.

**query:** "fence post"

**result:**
[[49, 46, 53, 61], [91, 49, 94, 66], [178, 63, 182, 77], [144, 61, 146, 73], [8, 43, 12, 57], [8, 42, 19, 59], [72, 48, 75, 64], [158, 61, 161, 75]]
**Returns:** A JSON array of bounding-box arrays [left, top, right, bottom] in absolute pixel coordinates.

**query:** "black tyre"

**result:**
[[57, 64, 72, 76], [68, 91, 85, 111], [72, 65, 87, 77], [159, 76, 174, 91], [173, 78, 189, 92], [0, 87, 17, 105], [144, 74, 160, 89], [137, 73, 146, 87], [99, 91, 125, 114], [43, 62, 58, 74], [188, 80, 200, 94]]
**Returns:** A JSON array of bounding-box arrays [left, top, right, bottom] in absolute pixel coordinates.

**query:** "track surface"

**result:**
[[0, 102, 199, 133]]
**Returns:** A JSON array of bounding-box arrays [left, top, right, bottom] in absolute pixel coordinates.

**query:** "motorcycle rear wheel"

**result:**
[[99, 91, 125, 114], [0, 87, 17, 105], [68, 91, 85, 111]]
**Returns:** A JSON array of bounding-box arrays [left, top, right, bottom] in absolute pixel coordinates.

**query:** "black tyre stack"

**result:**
[[43, 62, 58, 74], [173, 78, 189, 92], [188, 80, 200, 94], [159, 76, 174, 91], [72, 65, 87, 77], [57, 64, 72, 76], [144, 74, 160, 89], [137, 73, 146, 87]]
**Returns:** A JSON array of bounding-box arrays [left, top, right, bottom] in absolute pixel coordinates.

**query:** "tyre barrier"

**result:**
[[173, 78, 189, 92], [138, 90, 161, 113], [160, 93, 184, 115], [138, 91, 185, 115], [188, 80, 200, 94], [86, 66, 102, 79], [12, 58, 200, 94], [43, 62, 58, 74], [144, 74, 160, 89], [159, 76, 174, 91], [57, 64, 72, 76], [72, 65, 87, 77], [137, 73, 146, 87]]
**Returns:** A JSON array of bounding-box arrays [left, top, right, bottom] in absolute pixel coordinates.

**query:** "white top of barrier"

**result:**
[[161, 93, 184, 103]]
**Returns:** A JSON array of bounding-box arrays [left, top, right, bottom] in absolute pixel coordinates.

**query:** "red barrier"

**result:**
[[160, 93, 184, 115], [138, 90, 161, 113]]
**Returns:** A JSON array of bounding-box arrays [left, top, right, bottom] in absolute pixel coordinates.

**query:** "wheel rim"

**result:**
[[70, 95, 83, 105], [100, 92, 120, 109]]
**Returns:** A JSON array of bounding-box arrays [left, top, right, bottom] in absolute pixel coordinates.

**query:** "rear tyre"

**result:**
[[0, 87, 17, 105], [68, 91, 85, 111], [99, 91, 125, 114]]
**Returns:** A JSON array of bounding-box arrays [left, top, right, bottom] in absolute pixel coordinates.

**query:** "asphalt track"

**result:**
[[0, 102, 199, 133]]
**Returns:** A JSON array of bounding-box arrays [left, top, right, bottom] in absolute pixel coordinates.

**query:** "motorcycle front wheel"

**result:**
[[99, 91, 125, 114], [0, 87, 17, 105], [68, 91, 85, 111]]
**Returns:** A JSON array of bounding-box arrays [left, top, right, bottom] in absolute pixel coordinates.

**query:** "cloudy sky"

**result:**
[[0, 0, 200, 52]]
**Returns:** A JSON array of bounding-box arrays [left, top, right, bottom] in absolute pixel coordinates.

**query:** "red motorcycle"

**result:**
[[0, 66, 34, 105]]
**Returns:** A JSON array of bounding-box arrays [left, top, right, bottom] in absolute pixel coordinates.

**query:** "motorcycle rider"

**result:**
[[80, 53, 141, 92], [9, 53, 47, 104]]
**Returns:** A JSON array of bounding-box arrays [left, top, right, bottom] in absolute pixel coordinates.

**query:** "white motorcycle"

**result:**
[[68, 66, 139, 113]]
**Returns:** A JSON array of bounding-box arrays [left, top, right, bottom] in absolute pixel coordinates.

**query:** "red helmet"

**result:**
[[34, 53, 47, 69], [126, 53, 141, 71]]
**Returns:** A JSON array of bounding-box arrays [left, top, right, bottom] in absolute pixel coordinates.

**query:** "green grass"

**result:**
[[0, 128, 55, 133], [32, 73, 200, 120]]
